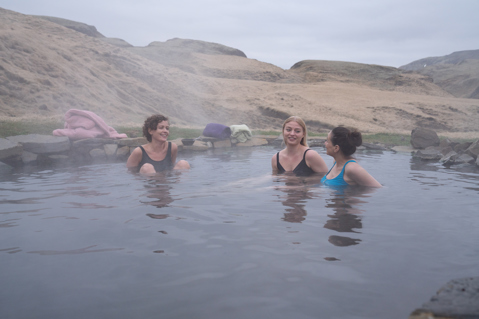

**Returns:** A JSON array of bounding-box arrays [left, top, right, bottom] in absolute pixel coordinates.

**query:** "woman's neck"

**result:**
[[149, 139, 167, 151], [333, 153, 352, 166], [284, 143, 304, 155]]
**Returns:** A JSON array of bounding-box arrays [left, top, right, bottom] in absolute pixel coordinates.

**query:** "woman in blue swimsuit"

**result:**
[[321, 127, 381, 187], [127, 114, 190, 174], [271, 116, 328, 176]]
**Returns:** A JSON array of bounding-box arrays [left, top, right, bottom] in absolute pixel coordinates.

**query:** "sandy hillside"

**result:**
[[1, 7, 479, 138]]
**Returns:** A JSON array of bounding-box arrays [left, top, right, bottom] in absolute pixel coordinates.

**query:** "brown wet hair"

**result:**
[[143, 114, 169, 142]]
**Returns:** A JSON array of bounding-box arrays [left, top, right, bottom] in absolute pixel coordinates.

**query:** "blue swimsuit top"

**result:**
[[321, 160, 356, 187], [276, 149, 315, 176], [138, 142, 173, 172]]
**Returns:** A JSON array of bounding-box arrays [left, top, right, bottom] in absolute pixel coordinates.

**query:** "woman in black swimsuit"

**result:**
[[271, 116, 328, 176], [127, 114, 190, 174]]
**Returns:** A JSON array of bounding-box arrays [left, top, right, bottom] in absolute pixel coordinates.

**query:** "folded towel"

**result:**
[[202, 123, 232, 139], [52, 109, 127, 140], [230, 124, 252, 143]]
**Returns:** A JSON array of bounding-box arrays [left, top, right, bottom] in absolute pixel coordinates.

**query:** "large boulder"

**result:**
[[465, 140, 479, 159], [409, 277, 479, 319], [410, 128, 440, 149], [0, 138, 22, 160], [413, 148, 443, 160], [6, 134, 70, 154], [439, 150, 458, 166]]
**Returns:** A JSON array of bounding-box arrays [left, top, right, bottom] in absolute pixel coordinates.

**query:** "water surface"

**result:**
[[1, 147, 478, 319]]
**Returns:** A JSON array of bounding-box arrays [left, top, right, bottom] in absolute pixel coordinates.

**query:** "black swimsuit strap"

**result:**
[[139, 142, 171, 162], [303, 149, 310, 160]]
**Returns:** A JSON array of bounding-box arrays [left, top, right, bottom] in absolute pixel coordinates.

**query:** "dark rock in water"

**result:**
[[414, 149, 443, 161], [465, 140, 479, 159], [440, 145, 453, 156], [0, 138, 22, 160], [89, 148, 107, 161], [409, 277, 479, 319], [362, 142, 387, 150], [440, 150, 459, 166], [456, 153, 475, 164], [439, 138, 453, 148], [410, 127, 440, 149], [21, 151, 38, 164], [454, 142, 472, 153]]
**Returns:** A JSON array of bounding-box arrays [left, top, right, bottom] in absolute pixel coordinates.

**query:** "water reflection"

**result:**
[[273, 173, 377, 247], [409, 157, 479, 191], [133, 171, 179, 211], [324, 187, 375, 247], [273, 173, 322, 223]]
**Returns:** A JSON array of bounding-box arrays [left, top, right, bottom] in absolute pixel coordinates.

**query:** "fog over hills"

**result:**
[[1, 7, 479, 137]]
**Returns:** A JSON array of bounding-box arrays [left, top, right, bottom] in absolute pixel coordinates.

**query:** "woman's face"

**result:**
[[283, 121, 304, 145], [149, 120, 169, 142], [324, 131, 336, 156]]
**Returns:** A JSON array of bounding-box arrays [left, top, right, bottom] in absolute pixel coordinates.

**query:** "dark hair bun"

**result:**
[[349, 131, 362, 147]]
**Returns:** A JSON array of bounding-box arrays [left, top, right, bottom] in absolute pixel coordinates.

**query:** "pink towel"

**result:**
[[53, 109, 127, 140]]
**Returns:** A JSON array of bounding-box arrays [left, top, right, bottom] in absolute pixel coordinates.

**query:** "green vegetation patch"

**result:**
[[362, 133, 410, 146], [0, 120, 64, 138]]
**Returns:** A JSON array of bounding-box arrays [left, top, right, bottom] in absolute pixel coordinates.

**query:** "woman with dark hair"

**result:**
[[321, 127, 381, 187], [127, 114, 190, 174], [271, 116, 328, 176]]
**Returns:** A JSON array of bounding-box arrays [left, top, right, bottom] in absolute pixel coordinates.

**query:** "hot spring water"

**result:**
[[1, 146, 478, 319]]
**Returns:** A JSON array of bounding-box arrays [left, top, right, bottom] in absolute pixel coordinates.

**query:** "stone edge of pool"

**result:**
[[0, 134, 334, 169], [409, 277, 479, 319], [2, 129, 479, 171]]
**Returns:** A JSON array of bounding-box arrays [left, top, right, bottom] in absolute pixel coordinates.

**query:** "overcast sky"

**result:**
[[1, 0, 478, 69]]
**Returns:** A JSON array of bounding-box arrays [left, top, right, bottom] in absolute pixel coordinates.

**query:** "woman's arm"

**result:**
[[345, 163, 382, 187], [126, 147, 143, 171], [171, 142, 178, 164], [306, 150, 328, 173]]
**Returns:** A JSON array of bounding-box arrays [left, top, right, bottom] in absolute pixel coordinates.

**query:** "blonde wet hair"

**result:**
[[282, 116, 308, 147]]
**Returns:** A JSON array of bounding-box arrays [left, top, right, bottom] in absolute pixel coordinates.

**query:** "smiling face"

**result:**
[[283, 120, 305, 146], [148, 120, 169, 142]]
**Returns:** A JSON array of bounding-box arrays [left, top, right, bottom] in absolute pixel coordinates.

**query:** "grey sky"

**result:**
[[1, 0, 478, 69]]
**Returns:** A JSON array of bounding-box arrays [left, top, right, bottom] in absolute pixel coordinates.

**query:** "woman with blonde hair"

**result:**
[[271, 116, 328, 176], [322, 126, 381, 187]]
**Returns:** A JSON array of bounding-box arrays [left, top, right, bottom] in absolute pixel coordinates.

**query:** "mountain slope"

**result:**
[[1, 7, 479, 138], [400, 50, 479, 99]]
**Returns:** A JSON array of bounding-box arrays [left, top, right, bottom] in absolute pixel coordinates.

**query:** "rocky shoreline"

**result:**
[[410, 127, 479, 167], [1, 127, 479, 173], [0, 134, 274, 172], [0, 132, 399, 172]]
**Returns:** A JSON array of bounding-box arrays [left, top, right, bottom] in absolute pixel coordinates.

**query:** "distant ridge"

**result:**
[[35, 15, 105, 38], [400, 50, 479, 71], [400, 50, 479, 99]]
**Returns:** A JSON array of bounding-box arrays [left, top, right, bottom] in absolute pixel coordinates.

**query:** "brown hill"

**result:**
[[1, 7, 479, 139], [400, 50, 479, 99]]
